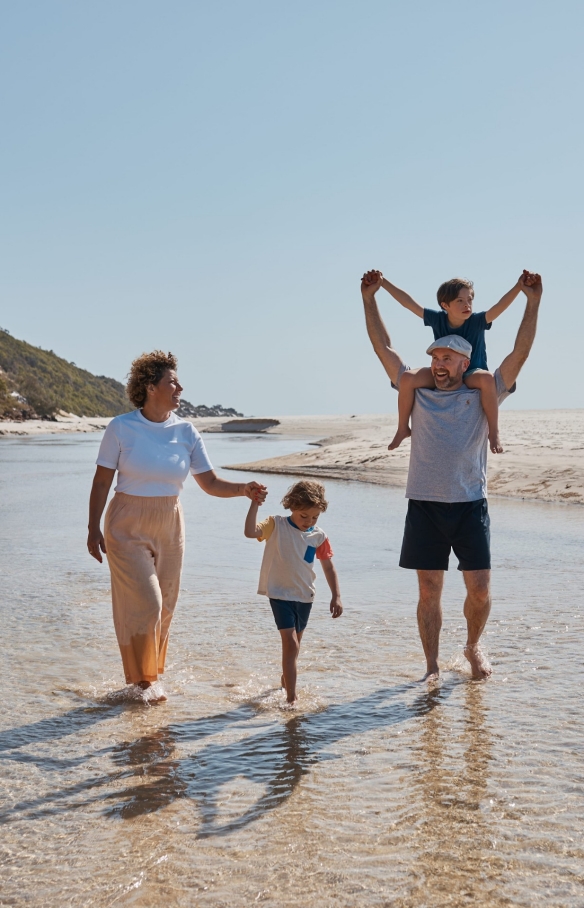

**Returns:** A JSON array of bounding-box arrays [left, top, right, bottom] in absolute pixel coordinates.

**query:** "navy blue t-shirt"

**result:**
[[423, 309, 491, 371]]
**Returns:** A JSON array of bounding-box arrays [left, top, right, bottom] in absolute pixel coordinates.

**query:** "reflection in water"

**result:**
[[1, 683, 455, 837], [406, 684, 502, 905], [3, 434, 584, 905]]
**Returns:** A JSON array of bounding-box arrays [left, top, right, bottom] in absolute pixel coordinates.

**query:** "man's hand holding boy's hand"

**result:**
[[519, 270, 541, 289], [361, 270, 383, 295], [330, 596, 343, 618]]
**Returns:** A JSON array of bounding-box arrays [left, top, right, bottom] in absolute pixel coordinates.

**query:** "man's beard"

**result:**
[[432, 369, 463, 390]]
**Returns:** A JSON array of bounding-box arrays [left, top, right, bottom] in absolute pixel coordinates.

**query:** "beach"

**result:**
[[1, 430, 583, 907], [2, 409, 583, 505], [215, 410, 584, 507]]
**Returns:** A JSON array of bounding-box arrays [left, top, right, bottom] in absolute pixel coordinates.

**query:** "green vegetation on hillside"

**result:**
[[0, 328, 130, 418]]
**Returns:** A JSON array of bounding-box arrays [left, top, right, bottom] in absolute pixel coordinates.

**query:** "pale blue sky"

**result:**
[[1, 1, 582, 414]]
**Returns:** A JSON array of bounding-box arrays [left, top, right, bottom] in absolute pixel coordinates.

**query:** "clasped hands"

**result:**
[[244, 481, 268, 504]]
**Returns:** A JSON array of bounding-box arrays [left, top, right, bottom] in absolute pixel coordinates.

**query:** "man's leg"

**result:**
[[462, 569, 492, 679], [416, 570, 444, 681]]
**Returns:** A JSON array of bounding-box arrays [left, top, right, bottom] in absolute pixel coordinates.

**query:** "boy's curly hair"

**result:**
[[436, 278, 474, 310], [281, 480, 328, 513], [126, 350, 178, 408]]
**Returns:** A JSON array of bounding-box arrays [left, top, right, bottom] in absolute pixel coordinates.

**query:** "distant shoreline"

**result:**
[[2, 410, 583, 507]]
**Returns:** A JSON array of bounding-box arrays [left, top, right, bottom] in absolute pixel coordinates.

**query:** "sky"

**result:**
[[1, 1, 582, 415]]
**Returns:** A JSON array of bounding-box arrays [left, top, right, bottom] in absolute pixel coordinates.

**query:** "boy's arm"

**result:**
[[362, 270, 424, 318], [380, 276, 425, 319], [244, 500, 263, 539], [320, 558, 343, 618], [485, 273, 527, 323]]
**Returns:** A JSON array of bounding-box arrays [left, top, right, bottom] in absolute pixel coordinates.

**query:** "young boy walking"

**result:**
[[245, 480, 343, 706], [363, 269, 539, 453]]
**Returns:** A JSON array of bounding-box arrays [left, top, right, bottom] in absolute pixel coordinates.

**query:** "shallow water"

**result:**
[[0, 431, 583, 907]]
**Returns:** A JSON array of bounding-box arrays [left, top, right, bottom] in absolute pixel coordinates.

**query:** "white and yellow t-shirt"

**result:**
[[257, 515, 333, 603]]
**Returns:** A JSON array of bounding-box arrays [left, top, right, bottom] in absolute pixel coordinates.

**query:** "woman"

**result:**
[[87, 350, 266, 702]]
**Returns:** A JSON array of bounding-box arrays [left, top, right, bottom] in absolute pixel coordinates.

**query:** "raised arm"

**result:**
[[361, 272, 405, 386], [484, 274, 525, 323], [380, 276, 424, 318], [498, 276, 542, 390], [244, 499, 264, 538]]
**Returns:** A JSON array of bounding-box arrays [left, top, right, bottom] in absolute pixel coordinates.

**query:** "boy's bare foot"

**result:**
[[464, 644, 492, 680], [388, 426, 411, 450], [489, 431, 503, 454]]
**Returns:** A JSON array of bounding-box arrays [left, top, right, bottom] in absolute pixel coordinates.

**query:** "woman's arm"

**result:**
[[195, 470, 267, 502], [320, 558, 343, 618], [87, 466, 115, 562]]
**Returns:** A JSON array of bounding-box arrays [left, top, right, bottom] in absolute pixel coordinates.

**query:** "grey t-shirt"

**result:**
[[395, 366, 515, 503]]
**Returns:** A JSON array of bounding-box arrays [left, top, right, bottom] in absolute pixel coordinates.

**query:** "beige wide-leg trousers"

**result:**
[[104, 492, 185, 684]]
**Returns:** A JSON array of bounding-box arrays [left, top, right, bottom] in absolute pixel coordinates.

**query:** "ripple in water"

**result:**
[[1, 433, 583, 906]]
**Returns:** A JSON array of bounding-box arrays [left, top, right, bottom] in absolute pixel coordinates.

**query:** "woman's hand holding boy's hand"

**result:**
[[244, 481, 267, 504], [330, 596, 343, 618]]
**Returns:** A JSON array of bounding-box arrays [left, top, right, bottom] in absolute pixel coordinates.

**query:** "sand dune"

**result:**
[[221, 410, 584, 506], [2, 410, 582, 506]]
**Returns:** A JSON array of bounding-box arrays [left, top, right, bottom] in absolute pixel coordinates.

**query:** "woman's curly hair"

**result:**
[[126, 350, 178, 408], [281, 480, 328, 513]]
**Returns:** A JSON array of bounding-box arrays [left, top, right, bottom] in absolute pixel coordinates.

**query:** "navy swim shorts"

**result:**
[[269, 598, 313, 633], [399, 498, 491, 571]]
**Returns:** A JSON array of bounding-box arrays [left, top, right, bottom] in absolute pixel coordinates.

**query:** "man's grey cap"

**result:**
[[426, 335, 472, 358]]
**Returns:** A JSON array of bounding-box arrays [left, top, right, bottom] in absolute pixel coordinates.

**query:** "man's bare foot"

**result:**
[[419, 668, 440, 682], [283, 697, 298, 709], [489, 431, 503, 454], [464, 644, 492, 679], [388, 426, 411, 450]]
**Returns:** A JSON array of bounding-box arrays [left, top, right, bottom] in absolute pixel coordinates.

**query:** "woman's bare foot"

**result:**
[[388, 426, 411, 450], [489, 431, 503, 454], [136, 680, 167, 703], [464, 644, 492, 679]]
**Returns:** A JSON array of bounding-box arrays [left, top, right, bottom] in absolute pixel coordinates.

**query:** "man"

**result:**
[[361, 270, 542, 680]]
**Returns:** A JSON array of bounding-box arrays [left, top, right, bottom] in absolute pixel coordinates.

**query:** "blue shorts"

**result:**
[[269, 598, 313, 633], [399, 498, 491, 571]]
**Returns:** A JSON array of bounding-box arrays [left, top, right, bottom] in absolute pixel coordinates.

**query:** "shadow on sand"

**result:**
[[1, 681, 456, 837]]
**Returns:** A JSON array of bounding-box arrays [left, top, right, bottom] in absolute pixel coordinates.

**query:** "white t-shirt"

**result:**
[[96, 409, 213, 497], [256, 515, 334, 602]]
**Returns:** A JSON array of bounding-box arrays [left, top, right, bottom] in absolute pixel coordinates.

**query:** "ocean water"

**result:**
[[0, 432, 583, 907]]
